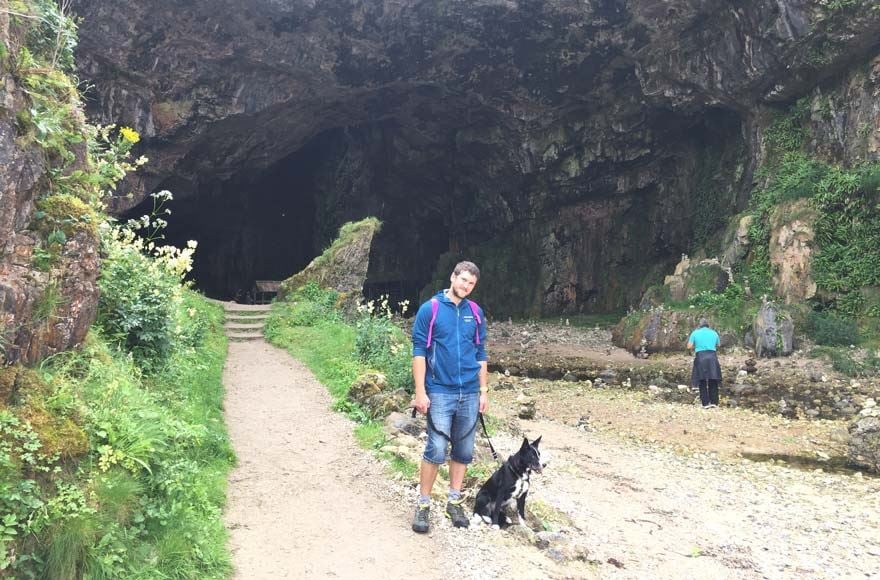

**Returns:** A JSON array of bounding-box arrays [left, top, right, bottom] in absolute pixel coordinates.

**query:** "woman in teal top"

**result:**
[[687, 318, 721, 408]]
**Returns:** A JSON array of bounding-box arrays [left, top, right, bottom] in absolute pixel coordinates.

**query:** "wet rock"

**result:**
[[752, 302, 794, 357], [517, 393, 536, 420], [847, 406, 880, 474]]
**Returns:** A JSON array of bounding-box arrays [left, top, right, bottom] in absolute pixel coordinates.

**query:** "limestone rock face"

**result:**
[[848, 403, 880, 474], [69, 0, 880, 315], [277, 218, 380, 301], [752, 301, 794, 358], [769, 199, 817, 304], [0, 50, 100, 365]]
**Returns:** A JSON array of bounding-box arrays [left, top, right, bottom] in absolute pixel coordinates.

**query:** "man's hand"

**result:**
[[414, 392, 431, 414], [479, 392, 488, 413]]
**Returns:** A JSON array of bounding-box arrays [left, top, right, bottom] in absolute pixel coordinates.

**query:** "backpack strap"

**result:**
[[426, 297, 482, 349], [467, 300, 482, 345], [426, 298, 440, 349]]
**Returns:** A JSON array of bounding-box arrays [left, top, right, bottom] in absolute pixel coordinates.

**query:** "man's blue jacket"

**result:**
[[411, 290, 487, 394]]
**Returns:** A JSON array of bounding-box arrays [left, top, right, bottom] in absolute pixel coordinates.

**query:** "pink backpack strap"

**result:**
[[426, 298, 440, 349], [468, 300, 482, 345]]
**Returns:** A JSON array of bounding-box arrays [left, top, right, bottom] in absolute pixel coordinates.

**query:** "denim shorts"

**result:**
[[423, 390, 480, 465]]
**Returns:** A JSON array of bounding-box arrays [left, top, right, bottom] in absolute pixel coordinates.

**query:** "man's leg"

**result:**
[[448, 460, 466, 492], [413, 393, 453, 533], [709, 379, 720, 406], [419, 460, 440, 497], [699, 380, 710, 407], [445, 393, 479, 528]]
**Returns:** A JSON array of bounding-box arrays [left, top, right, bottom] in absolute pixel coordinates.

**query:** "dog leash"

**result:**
[[478, 413, 500, 463], [412, 406, 500, 463]]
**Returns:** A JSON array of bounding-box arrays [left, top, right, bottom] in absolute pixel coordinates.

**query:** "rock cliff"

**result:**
[[0, 8, 101, 364], [69, 0, 880, 315]]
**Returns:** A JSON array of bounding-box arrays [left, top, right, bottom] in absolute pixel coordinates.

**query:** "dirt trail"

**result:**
[[222, 338, 444, 579], [220, 304, 880, 579]]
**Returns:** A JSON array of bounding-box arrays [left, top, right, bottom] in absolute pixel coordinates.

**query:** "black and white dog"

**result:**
[[473, 436, 543, 529]]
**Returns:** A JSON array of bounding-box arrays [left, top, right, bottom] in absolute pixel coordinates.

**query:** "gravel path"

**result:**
[[223, 340, 446, 579], [221, 312, 880, 579]]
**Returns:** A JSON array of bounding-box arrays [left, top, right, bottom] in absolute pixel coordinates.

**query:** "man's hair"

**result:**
[[699, 318, 710, 328], [453, 261, 480, 279]]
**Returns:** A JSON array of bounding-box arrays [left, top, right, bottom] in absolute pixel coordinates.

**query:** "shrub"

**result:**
[[96, 192, 197, 371], [354, 296, 414, 392], [280, 282, 340, 327], [807, 311, 859, 346]]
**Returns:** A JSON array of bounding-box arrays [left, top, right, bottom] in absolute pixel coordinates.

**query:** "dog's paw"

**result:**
[[491, 524, 501, 531], [518, 516, 526, 527]]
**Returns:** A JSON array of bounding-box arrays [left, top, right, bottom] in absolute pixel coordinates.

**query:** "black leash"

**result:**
[[411, 406, 500, 463], [478, 413, 500, 463]]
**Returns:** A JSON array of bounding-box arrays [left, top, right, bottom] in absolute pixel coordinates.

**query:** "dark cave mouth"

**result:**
[[124, 126, 452, 304]]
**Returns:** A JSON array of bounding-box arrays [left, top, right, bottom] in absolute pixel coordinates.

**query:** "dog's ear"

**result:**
[[532, 436, 542, 448], [520, 436, 530, 449]]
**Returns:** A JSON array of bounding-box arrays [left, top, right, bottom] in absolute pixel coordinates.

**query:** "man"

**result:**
[[687, 318, 722, 408], [411, 261, 488, 533]]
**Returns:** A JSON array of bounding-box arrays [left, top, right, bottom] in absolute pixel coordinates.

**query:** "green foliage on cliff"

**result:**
[[744, 100, 880, 340], [2, 295, 233, 578], [2, 6, 234, 577]]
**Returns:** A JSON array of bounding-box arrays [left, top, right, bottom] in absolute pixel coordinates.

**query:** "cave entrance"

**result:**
[[126, 123, 457, 304]]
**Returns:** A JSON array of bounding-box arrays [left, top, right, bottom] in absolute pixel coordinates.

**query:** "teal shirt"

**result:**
[[688, 327, 720, 352]]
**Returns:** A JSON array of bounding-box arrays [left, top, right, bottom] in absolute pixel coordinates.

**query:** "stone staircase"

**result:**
[[223, 303, 271, 341]]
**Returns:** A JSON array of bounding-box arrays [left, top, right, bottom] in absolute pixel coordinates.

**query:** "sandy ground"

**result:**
[[221, 307, 880, 579], [222, 339, 444, 579]]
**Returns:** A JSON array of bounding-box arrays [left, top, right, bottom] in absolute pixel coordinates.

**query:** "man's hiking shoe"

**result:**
[[446, 499, 470, 528], [412, 504, 430, 533]]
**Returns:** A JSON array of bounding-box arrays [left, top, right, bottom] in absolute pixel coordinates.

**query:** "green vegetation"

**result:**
[[2, 293, 233, 577], [2, 3, 234, 575]]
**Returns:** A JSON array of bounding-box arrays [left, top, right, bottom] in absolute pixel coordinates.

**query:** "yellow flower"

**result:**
[[120, 126, 140, 144]]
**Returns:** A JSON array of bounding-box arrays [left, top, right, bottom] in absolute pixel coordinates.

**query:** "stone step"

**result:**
[[226, 314, 270, 321], [225, 322, 264, 330], [223, 304, 272, 313], [226, 332, 264, 340]]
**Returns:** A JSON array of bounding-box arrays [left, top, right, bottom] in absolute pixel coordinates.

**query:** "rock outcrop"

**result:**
[[848, 401, 880, 474], [277, 217, 380, 301], [0, 15, 101, 365], [66, 1, 880, 315], [769, 199, 817, 304]]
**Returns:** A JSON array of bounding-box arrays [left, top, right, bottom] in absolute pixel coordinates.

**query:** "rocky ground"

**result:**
[[228, 315, 879, 579], [380, 319, 880, 578]]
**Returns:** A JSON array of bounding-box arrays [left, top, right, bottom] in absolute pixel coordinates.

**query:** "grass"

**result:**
[[7, 292, 235, 578]]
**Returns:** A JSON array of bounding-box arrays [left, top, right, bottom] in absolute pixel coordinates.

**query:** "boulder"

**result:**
[[848, 403, 880, 474], [612, 309, 704, 354], [277, 218, 381, 302], [751, 302, 794, 357], [348, 371, 410, 419], [663, 256, 729, 302]]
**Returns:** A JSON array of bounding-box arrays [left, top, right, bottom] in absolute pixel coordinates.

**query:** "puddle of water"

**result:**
[[741, 452, 877, 477]]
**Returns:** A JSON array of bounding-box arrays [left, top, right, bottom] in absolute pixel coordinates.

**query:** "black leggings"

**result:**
[[698, 380, 719, 406]]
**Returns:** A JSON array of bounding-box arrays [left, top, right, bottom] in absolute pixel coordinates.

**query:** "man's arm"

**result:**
[[413, 356, 430, 413]]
